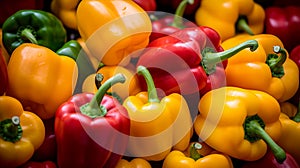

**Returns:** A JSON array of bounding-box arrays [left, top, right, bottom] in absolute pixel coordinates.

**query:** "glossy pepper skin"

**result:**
[[0, 96, 45, 168], [137, 27, 258, 95], [76, 0, 152, 66], [194, 87, 285, 162], [19, 161, 57, 168], [132, 0, 157, 11], [82, 64, 141, 102], [2, 10, 67, 55], [55, 74, 130, 168], [123, 66, 193, 161], [115, 158, 152, 168], [162, 142, 233, 168], [6, 43, 78, 119], [265, 6, 300, 52], [0, 48, 8, 96], [222, 34, 299, 102], [195, 0, 265, 41], [288, 45, 300, 105], [242, 149, 300, 168], [277, 102, 300, 165]]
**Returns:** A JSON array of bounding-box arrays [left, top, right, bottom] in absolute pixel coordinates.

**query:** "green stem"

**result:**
[[80, 73, 126, 118], [245, 116, 286, 163], [266, 46, 287, 78], [95, 73, 104, 89], [190, 142, 203, 161], [0, 116, 22, 143], [293, 101, 300, 122], [21, 28, 38, 44], [171, 0, 194, 29], [201, 39, 258, 74], [137, 66, 160, 103], [236, 16, 254, 35]]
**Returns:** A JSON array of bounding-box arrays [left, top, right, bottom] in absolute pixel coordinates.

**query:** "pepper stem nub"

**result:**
[[0, 116, 22, 143], [244, 115, 286, 163], [266, 46, 287, 78], [21, 28, 38, 44], [171, 0, 194, 29], [137, 66, 160, 103], [80, 73, 126, 118], [236, 16, 254, 35], [190, 142, 203, 161], [202, 39, 258, 74]]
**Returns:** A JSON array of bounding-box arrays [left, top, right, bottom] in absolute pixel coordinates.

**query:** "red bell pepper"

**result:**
[[0, 48, 8, 96], [55, 74, 130, 168], [288, 45, 300, 105], [132, 0, 156, 11], [19, 161, 57, 168], [0, 0, 44, 24], [31, 118, 57, 162], [242, 149, 300, 168], [150, 0, 196, 42], [136, 27, 259, 96], [265, 6, 300, 52]]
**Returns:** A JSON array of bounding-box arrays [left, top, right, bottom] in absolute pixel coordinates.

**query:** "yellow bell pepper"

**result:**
[[194, 86, 285, 162], [162, 142, 233, 168], [222, 34, 299, 102], [195, 0, 265, 41], [123, 66, 193, 161], [115, 158, 152, 168], [0, 96, 45, 168], [278, 102, 300, 165], [82, 63, 141, 101], [76, 0, 152, 66], [6, 43, 78, 119], [51, 0, 80, 30]]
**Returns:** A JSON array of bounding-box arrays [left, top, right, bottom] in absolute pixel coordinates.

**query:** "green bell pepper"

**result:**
[[2, 9, 67, 55], [56, 40, 82, 61]]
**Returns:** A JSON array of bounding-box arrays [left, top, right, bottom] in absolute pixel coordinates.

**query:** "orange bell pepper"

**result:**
[[115, 158, 152, 168], [76, 0, 152, 66]]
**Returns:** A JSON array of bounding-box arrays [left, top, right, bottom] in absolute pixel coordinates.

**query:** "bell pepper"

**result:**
[[0, 0, 44, 25], [19, 161, 57, 168], [31, 118, 57, 162], [55, 73, 130, 168], [265, 6, 300, 52], [288, 45, 300, 105], [242, 149, 300, 168], [2, 9, 67, 55], [0, 95, 45, 168], [76, 0, 152, 66], [132, 0, 157, 11], [123, 66, 193, 161], [137, 27, 259, 95], [277, 102, 300, 165], [195, 0, 265, 41], [50, 0, 80, 30], [222, 34, 299, 102], [194, 86, 286, 162], [115, 158, 152, 168], [82, 63, 141, 102], [149, 0, 196, 42], [6, 43, 78, 119], [0, 48, 8, 96], [162, 142, 234, 168]]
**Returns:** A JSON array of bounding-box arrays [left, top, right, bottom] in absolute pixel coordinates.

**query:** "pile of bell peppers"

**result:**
[[1, 0, 300, 167]]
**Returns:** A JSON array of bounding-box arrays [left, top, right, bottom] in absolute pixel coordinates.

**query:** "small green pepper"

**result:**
[[2, 9, 67, 55]]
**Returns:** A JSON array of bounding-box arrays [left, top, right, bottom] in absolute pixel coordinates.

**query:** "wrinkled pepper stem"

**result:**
[[80, 73, 126, 118], [20, 27, 38, 44], [266, 46, 287, 78], [244, 115, 286, 163], [137, 66, 160, 103], [171, 0, 194, 29], [190, 142, 203, 161], [202, 39, 259, 74], [0, 116, 22, 143], [236, 16, 254, 35]]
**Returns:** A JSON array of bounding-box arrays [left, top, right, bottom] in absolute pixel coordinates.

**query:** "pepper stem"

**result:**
[[80, 73, 126, 118], [0, 116, 22, 143], [171, 0, 194, 29], [245, 115, 286, 163], [190, 142, 203, 161], [137, 66, 160, 103], [21, 28, 38, 44], [236, 16, 254, 35], [266, 46, 287, 78], [202, 39, 258, 74], [293, 101, 300, 122]]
